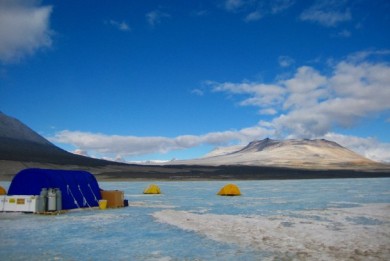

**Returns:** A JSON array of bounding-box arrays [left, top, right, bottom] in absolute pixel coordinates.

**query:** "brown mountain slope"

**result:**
[[167, 138, 387, 170]]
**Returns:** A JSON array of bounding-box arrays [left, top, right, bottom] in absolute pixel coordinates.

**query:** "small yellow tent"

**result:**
[[143, 184, 161, 194], [217, 184, 241, 196], [0, 185, 6, 195]]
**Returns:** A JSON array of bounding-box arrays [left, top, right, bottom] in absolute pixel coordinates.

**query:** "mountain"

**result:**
[[167, 138, 383, 170], [0, 112, 51, 145], [1, 112, 389, 181], [0, 112, 122, 166]]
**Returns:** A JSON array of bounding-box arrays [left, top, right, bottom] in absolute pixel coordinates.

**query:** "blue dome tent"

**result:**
[[8, 168, 101, 210]]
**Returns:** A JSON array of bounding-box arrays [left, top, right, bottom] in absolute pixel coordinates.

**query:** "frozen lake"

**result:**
[[1, 178, 390, 260]]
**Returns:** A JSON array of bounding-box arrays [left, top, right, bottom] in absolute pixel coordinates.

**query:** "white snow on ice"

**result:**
[[153, 204, 390, 260]]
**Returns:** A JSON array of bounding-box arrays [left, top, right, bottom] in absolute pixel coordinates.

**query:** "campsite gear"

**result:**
[[56, 189, 62, 211], [48, 188, 57, 211], [0, 186, 6, 195], [217, 184, 241, 196], [98, 199, 107, 210], [0, 196, 4, 212], [143, 184, 161, 194], [0, 195, 39, 213], [38, 188, 48, 212], [8, 168, 101, 210], [100, 190, 124, 208]]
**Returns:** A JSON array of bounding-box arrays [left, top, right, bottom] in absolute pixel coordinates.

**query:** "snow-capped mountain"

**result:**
[[168, 138, 380, 169]]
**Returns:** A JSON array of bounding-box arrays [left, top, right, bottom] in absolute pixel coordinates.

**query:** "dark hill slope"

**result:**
[[0, 112, 123, 167]]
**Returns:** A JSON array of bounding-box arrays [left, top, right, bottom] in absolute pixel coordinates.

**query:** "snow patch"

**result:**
[[153, 204, 390, 260], [128, 201, 176, 209]]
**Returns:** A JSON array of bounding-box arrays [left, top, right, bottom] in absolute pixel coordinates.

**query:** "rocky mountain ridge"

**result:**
[[168, 138, 379, 170]]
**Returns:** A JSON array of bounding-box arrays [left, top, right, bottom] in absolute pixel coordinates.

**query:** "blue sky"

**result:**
[[1, 0, 390, 162]]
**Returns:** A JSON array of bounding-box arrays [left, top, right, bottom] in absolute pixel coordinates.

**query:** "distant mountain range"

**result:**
[[168, 138, 380, 170], [1, 112, 389, 180]]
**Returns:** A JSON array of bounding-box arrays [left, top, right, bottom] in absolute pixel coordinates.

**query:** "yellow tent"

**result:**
[[143, 184, 161, 194], [0, 185, 6, 195], [217, 184, 241, 196]]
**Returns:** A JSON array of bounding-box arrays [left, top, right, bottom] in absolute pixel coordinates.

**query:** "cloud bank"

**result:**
[[51, 51, 390, 162], [0, 0, 53, 63], [211, 51, 390, 139], [324, 133, 390, 163], [52, 126, 273, 159]]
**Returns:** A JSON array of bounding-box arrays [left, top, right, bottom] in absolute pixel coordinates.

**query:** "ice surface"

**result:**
[[153, 204, 390, 260], [1, 178, 390, 260]]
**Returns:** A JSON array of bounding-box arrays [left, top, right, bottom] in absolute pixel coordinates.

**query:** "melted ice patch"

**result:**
[[128, 201, 175, 209], [153, 204, 390, 260]]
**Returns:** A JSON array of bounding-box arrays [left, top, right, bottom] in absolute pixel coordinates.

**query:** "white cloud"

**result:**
[[51, 50, 390, 162], [300, 0, 351, 27], [224, 0, 246, 12], [270, 0, 295, 14], [244, 11, 262, 22], [223, 0, 294, 21], [51, 126, 274, 159], [279, 59, 390, 135], [278, 55, 295, 67], [0, 0, 53, 63], [336, 30, 351, 38], [283, 66, 327, 110], [210, 81, 285, 108], [259, 108, 277, 115], [191, 88, 204, 96], [107, 20, 131, 32], [208, 51, 390, 139], [146, 10, 170, 27], [73, 149, 89, 157], [345, 49, 390, 63], [284, 66, 326, 93], [324, 133, 390, 163]]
